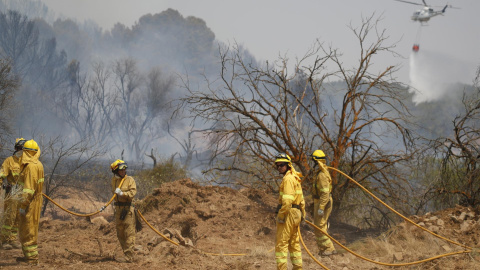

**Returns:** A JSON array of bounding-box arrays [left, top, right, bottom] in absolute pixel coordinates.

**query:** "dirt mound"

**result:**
[[137, 179, 279, 255], [1, 179, 479, 269]]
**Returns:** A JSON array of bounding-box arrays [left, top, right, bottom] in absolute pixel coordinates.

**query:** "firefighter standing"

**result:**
[[110, 159, 137, 263], [16, 139, 44, 265], [311, 150, 336, 256], [274, 153, 306, 270], [0, 138, 26, 250]]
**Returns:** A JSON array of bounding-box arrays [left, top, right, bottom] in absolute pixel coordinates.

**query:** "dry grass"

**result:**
[[248, 245, 273, 257], [343, 222, 479, 269]]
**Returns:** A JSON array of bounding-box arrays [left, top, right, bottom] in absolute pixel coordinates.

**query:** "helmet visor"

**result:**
[[118, 163, 127, 170]]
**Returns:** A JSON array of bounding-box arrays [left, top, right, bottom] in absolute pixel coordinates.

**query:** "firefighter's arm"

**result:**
[[0, 160, 8, 186], [277, 177, 295, 221], [300, 197, 306, 220], [120, 177, 137, 199]]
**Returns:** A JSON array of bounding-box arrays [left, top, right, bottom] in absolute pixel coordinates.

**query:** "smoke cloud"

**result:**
[[409, 49, 476, 104]]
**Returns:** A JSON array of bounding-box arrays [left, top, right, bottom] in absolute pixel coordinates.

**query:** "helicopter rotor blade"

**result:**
[[447, 4, 461, 9], [394, 0, 425, 7], [422, 0, 427, 6]]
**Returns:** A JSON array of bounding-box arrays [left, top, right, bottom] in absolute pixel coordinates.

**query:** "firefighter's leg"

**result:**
[[275, 220, 289, 270], [322, 197, 335, 253], [18, 196, 41, 264], [115, 206, 135, 261], [123, 207, 136, 261], [288, 209, 303, 270], [1, 195, 19, 245], [314, 198, 335, 254], [115, 207, 127, 251]]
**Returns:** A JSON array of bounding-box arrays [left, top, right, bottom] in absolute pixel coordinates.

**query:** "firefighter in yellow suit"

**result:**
[[274, 153, 306, 270], [311, 150, 336, 256], [0, 138, 26, 250], [110, 159, 137, 262], [17, 139, 44, 265]]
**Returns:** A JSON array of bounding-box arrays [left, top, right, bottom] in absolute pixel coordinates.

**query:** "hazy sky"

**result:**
[[41, 0, 479, 101]]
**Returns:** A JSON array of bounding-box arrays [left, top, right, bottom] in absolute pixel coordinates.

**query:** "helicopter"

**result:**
[[394, 0, 452, 24]]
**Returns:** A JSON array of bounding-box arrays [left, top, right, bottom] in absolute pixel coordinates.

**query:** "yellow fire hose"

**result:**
[[136, 210, 179, 246], [304, 219, 471, 267], [328, 166, 472, 250], [298, 226, 330, 270], [41, 167, 475, 267], [42, 176, 127, 217]]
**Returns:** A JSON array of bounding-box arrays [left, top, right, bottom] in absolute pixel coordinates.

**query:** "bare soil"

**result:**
[[1, 179, 479, 269]]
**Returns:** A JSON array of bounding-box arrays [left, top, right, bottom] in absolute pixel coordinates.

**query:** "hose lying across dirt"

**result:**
[[42, 177, 126, 217], [42, 168, 475, 267]]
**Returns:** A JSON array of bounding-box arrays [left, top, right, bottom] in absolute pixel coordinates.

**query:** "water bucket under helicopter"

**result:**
[[412, 44, 420, 52]]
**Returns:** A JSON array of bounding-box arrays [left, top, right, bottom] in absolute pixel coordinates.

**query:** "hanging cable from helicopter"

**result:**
[[412, 24, 422, 52]]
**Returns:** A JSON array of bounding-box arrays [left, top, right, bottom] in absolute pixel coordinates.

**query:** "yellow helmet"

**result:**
[[23, 139, 39, 152], [311, 149, 326, 161], [274, 153, 291, 164], [110, 159, 128, 172], [14, 138, 27, 150]]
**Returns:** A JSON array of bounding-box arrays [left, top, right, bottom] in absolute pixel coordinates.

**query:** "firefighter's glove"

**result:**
[[317, 209, 324, 217], [115, 188, 123, 196], [19, 208, 26, 216], [276, 216, 285, 224]]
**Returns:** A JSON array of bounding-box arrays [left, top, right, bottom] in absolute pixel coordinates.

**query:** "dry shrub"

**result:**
[[346, 222, 478, 269], [135, 159, 187, 199], [249, 245, 273, 257]]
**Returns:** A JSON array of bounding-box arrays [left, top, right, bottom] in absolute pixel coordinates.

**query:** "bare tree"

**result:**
[[179, 15, 417, 220], [0, 59, 19, 142], [53, 58, 176, 160], [431, 66, 480, 207], [40, 136, 105, 215], [54, 60, 116, 144], [0, 10, 38, 76], [0, 10, 69, 137], [167, 121, 210, 169], [113, 59, 175, 160]]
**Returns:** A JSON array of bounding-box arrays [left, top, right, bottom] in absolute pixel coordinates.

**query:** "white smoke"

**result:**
[[409, 49, 476, 104]]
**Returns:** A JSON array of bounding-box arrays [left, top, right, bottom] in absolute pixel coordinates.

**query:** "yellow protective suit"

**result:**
[[312, 161, 335, 254], [111, 175, 137, 261], [275, 168, 306, 270], [0, 155, 21, 245], [18, 148, 44, 263]]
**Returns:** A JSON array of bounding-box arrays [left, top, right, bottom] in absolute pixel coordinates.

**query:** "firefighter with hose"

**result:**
[[110, 159, 137, 263]]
